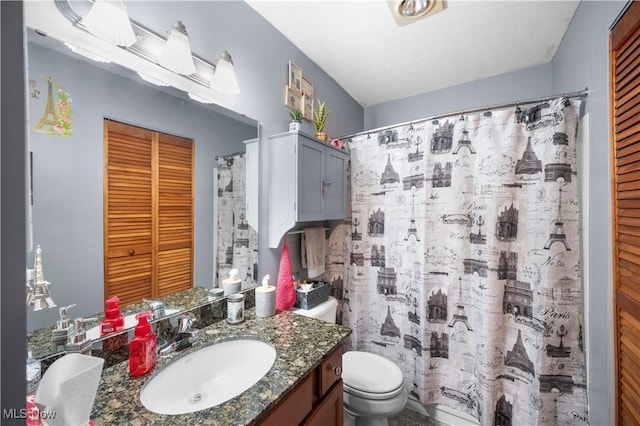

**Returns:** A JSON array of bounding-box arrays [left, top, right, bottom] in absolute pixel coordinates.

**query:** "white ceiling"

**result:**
[[246, 0, 580, 107]]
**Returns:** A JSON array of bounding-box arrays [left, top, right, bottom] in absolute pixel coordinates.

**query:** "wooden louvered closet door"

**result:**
[[611, 2, 640, 424], [104, 120, 194, 306], [156, 132, 194, 297]]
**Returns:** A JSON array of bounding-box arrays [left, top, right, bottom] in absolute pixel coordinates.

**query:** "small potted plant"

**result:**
[[289, 109, 302, 132], [313, 99, 329, 141]]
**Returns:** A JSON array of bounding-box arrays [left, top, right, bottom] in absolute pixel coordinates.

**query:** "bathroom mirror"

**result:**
[[25, 24, 259, 359]]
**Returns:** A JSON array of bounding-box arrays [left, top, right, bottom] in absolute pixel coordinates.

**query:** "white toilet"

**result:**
[[293, 297, 408, 426]]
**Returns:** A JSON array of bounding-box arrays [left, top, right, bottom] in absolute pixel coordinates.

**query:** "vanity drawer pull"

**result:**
[[129, 249, 135, 256], [333, 366, 342, 376]]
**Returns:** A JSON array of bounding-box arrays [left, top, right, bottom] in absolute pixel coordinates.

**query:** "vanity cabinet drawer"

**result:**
[[258, 373, 313, 426], [257, 344, 344, 426], [318, 346, 342, 397]]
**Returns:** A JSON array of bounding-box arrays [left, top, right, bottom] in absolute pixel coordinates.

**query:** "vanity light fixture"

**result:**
[[210, 51, 240, 95], [137, 72, 170, 87], [55, 0, 240, 98], [81, 0, 137, 47], [158, 21, 197, 75], [64, 42, 111, 63], [188, 92, 215, 104]]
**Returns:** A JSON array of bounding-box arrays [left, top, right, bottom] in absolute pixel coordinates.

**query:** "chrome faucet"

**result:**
[[143, 298, 166, 320], [158, 313, 200, 356]]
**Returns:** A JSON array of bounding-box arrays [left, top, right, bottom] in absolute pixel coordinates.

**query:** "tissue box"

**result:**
[[295, 281, 330, 310]]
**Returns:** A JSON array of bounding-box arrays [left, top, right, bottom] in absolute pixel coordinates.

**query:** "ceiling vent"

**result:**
[[387, 0, 446, 26]]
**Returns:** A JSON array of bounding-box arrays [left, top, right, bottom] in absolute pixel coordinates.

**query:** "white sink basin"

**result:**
[[140, 339, 276, 415], [85, 309, 181, 340]]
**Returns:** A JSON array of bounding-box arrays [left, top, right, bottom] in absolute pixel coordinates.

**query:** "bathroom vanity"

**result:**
[[90, 308, 351, 425]]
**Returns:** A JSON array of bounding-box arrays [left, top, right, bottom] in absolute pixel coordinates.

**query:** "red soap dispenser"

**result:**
[[129, 312, 157, 377], [100, 296, 125, 336]]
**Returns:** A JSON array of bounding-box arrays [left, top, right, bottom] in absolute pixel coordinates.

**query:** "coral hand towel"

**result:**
[[276, 237, 296, 311]]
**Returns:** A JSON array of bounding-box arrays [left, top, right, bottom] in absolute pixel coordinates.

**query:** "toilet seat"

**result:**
[[344, 381, 405, 401], [342, 351, 404, 400]]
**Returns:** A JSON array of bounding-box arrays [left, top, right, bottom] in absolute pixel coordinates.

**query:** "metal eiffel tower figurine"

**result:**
[[544, 186, 570, 250], [448, 277, 473, 331], [26, 245, 56, 311], [35, 77, 59, 131]]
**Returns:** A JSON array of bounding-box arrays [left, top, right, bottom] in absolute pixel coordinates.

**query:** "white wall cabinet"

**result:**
[[268, 131, 349, 248]]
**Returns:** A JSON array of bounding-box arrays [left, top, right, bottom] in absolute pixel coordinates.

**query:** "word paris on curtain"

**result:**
[[330, 97, 587, 424]]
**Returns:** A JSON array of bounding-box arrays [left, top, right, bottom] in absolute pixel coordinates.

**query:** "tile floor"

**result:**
[[344, 406, 448, 426], [388, 406, 448, 426]]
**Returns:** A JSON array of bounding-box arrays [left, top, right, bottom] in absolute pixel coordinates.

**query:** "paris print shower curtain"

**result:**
[[215, 153, 258, 287], [335, 97, 588, 424]]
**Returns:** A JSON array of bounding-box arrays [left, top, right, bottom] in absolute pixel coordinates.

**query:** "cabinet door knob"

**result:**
[[129, 249, 135, 256], [333, 366, 342, 376]]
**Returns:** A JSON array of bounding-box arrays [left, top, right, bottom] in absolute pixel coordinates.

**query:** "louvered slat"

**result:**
[[612, 3, 640, 424]]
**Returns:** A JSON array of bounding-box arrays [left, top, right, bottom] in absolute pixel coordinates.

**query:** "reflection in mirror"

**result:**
[[25, 28, 259, 360], [214, 148, 259, 288]]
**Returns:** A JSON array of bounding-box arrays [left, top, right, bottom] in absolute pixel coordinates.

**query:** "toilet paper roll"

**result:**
[[223, 282, 241, 296], [255, 285, 276, 318]]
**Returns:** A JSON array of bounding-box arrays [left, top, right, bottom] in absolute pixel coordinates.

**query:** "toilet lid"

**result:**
[[342, 351, 404, 394]]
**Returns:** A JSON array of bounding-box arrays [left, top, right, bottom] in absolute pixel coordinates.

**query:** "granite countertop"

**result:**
[[91, 308, 352, 425], [28, 287, 215, 360]]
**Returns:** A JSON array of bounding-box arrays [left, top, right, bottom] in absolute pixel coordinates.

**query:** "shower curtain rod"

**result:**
[[215, 151, 245, 160], [341, 87, 589, 140]]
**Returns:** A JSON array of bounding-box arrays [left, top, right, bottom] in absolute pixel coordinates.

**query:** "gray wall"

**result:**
[[363, 63, 552, 129], [363, 2, 627, 423], [119, 1, 365, 282], [27, 42, 258, 331], [551, 2, 627, 424]]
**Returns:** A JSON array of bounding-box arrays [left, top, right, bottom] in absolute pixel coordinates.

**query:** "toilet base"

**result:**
[[344, 408, 391, 426]]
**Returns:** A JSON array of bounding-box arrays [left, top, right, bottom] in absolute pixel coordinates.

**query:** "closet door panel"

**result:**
[[156, 133, 194, 294], [157, 248, 192, 297], [105, 253, 153, 306], [611, 3, 640, 423], [104, 121, 194, 304], [104, 121, 154, 303]]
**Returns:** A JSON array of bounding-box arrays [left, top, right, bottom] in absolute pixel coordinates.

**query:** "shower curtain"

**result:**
[[215, 153, 258, 287], [333, 97, 588, 424]]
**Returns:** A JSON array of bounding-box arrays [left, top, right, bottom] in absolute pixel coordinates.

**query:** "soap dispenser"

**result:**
[[51, 304, 76, 349], [65, 318, 92, 356], [129, 312, 157, 377], [101, 296, 124, 336]]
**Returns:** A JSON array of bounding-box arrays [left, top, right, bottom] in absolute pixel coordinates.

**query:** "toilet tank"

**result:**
[[292, 296, 338, 323]]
